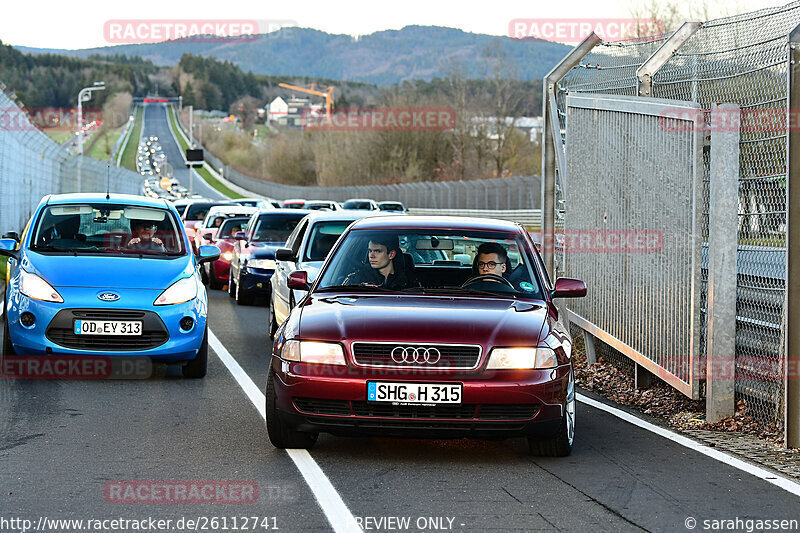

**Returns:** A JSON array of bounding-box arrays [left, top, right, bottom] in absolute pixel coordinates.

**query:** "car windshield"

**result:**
[[251, 214, 305, 243], [316, 229, 542, 298], [379, 203, 404, 211], [218, 217, 249, 239], [30, 203, 186, 256], [343, 201, 372, 210], [185, 202, 232, 221], [304, 221, 352, 261]]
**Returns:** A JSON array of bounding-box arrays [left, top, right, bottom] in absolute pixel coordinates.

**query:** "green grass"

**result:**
[[87, 126, 123, 161], [166, 106, 242, 199], [120, 107, 143, 172], [45, 129, 74, 144]]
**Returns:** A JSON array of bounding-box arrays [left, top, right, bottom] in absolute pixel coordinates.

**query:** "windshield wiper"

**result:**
[[402, 286, 514, 298], [316, 284, 395, 293]]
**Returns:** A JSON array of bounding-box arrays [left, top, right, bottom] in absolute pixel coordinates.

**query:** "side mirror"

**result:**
[[197, 245, 220, 264], [2, 231, 19, 242], [551, 278, 587, 298], [275, 247, 295, 262], [0, 238, 19, 260], [203, 233, 212, 241], [234, 232, 247, 241], [287, 270, 309, 291]]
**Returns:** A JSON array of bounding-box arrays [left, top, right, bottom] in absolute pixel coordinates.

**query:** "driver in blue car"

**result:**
[[475, 242, 508, 279], [127, 219, 166, 252], [343, 235, 417, 290]]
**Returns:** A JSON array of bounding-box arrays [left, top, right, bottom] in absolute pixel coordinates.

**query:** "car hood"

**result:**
[[244, 242, 282, 258], [23, 252, 195, 290], [298, 294, 547, 347]]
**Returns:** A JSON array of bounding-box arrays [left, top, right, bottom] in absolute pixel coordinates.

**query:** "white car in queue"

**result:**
[[268, 211, 382, 337]]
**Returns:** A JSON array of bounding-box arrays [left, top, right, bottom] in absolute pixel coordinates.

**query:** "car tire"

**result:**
[[208, 264, 222, 290], [268, 294, 279, 339], [235, 275, 253, 306], [265, 368, 317, 449], [528, 367, 575, 457], [2, 300, 15, 360], [228, 269, 236, 298], [199, 261, 209, 285], [182, 327, 208, 379]]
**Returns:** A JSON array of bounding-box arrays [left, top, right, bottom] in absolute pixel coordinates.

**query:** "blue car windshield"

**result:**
[[30, 203, 186, 256], [251, 214, 305, 243]]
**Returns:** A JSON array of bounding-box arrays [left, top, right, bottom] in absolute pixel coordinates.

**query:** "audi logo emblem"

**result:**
[[391, 346, 441, 364]]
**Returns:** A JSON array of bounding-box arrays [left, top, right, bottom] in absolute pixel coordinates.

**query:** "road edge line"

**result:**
[[577, 393, 800, 497], [207, 329, 363, 532]]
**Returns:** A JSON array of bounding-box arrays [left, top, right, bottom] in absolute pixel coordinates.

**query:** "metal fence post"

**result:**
[[786, 24, 800, 448], [542, 33, 600, 278], [706, 103, 740, 423], [636, 22, 701, 97]]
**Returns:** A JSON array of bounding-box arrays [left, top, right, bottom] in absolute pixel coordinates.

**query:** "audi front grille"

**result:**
[[351, 342, 482, 369]]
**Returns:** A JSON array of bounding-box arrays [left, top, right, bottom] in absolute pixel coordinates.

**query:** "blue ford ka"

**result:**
[[0, 193, 219, 378]]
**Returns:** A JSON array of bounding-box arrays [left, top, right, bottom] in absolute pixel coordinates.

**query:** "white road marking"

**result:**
[[208, 329, 363, 533], [577, 393, 800, 498]]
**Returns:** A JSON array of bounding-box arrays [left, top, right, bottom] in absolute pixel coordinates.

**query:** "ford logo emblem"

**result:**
[[97, 291, 120, 302]]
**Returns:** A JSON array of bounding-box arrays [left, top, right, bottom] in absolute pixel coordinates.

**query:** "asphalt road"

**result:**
[[140, 103, 226, 201], [2, 289, 799, 533]]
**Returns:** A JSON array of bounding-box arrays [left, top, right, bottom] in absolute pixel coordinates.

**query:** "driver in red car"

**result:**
[[343, 235, 416, 289], [475, 242, 508, 279]]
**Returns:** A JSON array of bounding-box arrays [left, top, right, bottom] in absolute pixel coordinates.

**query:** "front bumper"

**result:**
[[270, 359, 570, 439], [5, 286, 206, 361], [238, 268, 273, 293]]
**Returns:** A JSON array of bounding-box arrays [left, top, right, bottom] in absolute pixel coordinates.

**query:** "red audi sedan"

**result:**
[[266, 216, 586, 456]]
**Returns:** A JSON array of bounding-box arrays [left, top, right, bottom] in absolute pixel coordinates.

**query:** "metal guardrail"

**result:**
[[172, 107, 541, 209], [408, 208, 541, 228]]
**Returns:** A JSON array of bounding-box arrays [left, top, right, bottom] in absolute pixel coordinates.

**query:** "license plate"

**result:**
[[74, 320, 142, 336], [367, 382, 462, 404]]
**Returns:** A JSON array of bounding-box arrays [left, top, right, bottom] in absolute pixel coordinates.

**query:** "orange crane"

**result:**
[[278, 83, 335, 122]]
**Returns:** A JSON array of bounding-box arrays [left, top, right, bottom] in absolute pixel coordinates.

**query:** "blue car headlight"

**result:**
[[20, 270, 64, 303], [154, 277, 197, 306]]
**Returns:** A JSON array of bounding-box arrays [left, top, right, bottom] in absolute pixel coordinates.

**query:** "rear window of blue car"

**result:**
[[30, 203, 186, 257]]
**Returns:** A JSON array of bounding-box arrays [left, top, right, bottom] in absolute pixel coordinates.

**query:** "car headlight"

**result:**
[[281, 340, 346, 365], [486, 347, 557, 370], [222, 251, 233, 261], [20, 270, 63, 303], [154, 277, 197, 306], [248, 259, 275, 270]]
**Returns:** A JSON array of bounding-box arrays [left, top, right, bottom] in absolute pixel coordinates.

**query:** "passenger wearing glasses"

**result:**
[[127, 219, 166, 252]]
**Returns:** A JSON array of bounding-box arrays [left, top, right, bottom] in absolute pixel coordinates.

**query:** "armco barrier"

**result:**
[[173, 106, 540, 209]]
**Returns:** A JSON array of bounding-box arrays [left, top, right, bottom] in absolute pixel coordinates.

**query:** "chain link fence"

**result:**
[[176, 112, 541, 209], [551, 2, 800, 427], [0, 88, 142, 234]]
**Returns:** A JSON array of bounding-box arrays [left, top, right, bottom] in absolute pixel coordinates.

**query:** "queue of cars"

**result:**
[[0, 186, 587, 456]]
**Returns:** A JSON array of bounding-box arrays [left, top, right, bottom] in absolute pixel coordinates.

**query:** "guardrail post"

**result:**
[[583, 331, 597, 365], [706, 103, 740, 423], [542, 33, 601, 278], [786, 24, 800, 448]]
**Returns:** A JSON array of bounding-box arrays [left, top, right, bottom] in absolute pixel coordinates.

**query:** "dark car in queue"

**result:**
[[202, 216, 251, 290], [268, 211, 382, 338], [266, 216, 587, 456], [228, 210, 310, 305]]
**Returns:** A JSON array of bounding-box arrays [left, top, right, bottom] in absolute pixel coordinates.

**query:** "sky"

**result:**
[[0, 0, 791, 50]]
